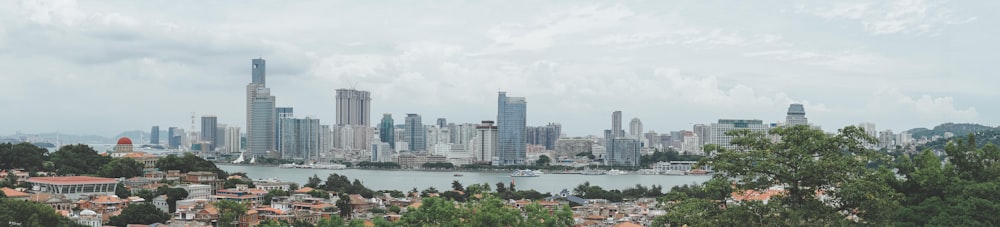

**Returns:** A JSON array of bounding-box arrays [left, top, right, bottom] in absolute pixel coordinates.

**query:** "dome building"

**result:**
[[113, 137, 134, 153]]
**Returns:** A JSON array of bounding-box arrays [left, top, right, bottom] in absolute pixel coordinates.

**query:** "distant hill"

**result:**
[[905, 123, 997, 140], [916, 129, 1000, 152]]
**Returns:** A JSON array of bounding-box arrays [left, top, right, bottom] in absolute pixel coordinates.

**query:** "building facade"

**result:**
[[151, 126, 160, 145], [224, 126, 241, 153], [27, 176, 117, 200], [786, 104, 808, 126], [200, 115, 218, 151], [473, 121, 497, 164], [247, 58, 276, 158], [708, 119, 767, 150], [379, 114, 395, 149], [335, 89, 371, 127], [279, 117, 322, 160], [606, 138, 640, 166], [405, 114, 425, 152], [497, 92, 527, 166]]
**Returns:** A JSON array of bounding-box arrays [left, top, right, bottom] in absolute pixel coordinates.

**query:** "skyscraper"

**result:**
[[606, 138, 640, 166], [224, 126, 241, 153], [335, 89, 371, 127], [405, 114, 425, 152], [628, 118, 642, 139], [612, 111, 623, 138], [437, 118, 447, 128], [379, 114, 395, 149], [200, 115, 218, 151], [150, 126, 160, 145], [497, 92, 526, 166], [275, 107, 293, 151], [167, 127, 179, 149], [252, 58, 266, 85], [279, 117, 321, 160], [247, 58, 276, 158], [474, 121, 498, 164], [709, 119, 767, 150], [786, 104, 808, 126]]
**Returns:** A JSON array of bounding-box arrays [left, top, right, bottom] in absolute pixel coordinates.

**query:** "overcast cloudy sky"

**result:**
[[0, 0, 996, 137]]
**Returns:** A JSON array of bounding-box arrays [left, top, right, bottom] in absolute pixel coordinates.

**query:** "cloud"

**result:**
[[795, 0, 976, 35], [741, 49, 898, 73], [869, 88, 978, 121], [478, 4, 635, 54]]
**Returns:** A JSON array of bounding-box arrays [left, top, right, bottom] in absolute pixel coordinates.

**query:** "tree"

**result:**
[[399, 197, 467, 226], [0, 142, 47, 172], [263, 189, 290, 205], [335, 193, 352, 218], [99, 158, 145, 178], [215, 200, 247, 227], [388, 205, 401, 214], [536, 155, 551, 166], [695, 125, 898, 225], [224, 178, 256, 189], [0, 198, 82, 226], [108, 203, 170, 227], [135, 189, 157, 201], [305, 174, 322, 188], [155, 153, 228, 178], [48, 144, 111, 175], [115, 183, 131, 199], [160, 187, 189, 213], [450, 180, 464, 192]]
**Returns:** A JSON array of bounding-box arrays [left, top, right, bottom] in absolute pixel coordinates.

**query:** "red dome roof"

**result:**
[[117, 137, 133, 145]]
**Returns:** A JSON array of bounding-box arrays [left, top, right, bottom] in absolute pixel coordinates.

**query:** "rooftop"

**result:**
[[27, 176, 117, 185]]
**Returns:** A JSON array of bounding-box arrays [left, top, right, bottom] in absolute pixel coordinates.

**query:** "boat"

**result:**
[[453, 173, 464, 177], [688, 169, 711, 175], [278, 163, 347, 170], [637, 169, 659, 175], [662, 170, 687, 176], [510, 170, 540, 177], [580, 167, 606, 175], [607, 169, 629, 175], [532, 169, 545, 175]]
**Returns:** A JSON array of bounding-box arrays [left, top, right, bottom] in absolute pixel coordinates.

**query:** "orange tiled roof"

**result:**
[[27, 176, 116, 185], [731, 189, 785, 202], [294, 187, 314, 193], [1, 187, 29, 197], [91, 195, 123, 204], [613, 222, 643, 227]]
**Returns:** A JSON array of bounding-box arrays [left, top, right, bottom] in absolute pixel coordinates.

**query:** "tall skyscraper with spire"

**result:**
[[497, 92, 527, 166], [247, 58, 276, 158]]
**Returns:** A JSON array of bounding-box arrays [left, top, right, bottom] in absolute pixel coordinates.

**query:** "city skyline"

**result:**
[[0, 0, 995, 136]]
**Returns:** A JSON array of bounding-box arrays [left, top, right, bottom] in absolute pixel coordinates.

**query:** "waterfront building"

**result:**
[[335, 89, 371, 127], [405, 114, 426, 152], [785, 104, 808, 126], [201, 115, 218, 151], [371, 142, 393, 162], [396, 153, 447, 169], [555, 138, 594, 157], [150, 126, 160, 145], [224, 126, 241, 153], [247, 59, 276, 158], [709, 119, 767, 150], [693, 124, 711, 147], [473, 121, 498, 163], [606, 138, 640, 166], [425, 125, 450, 150], [27, 176, 117, 200], [497, 92, 527, 166], [450, 123, 478, 152], [279, 117, 322, 160], [379, 114, 395, 149], [320, 124, 333, 153], [629, 118, 642, 139], [643, 131, 659, 148], [526, 123, 561, 150], [612, 111, 623, 138], [168, 127, 179, 149], [333, 125, 373, 152], [275, 107, 294, 151]]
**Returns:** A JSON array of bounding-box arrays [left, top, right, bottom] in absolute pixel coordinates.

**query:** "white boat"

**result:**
[[511, 170, 540, 177], [580, 167, 606, 175], [607, 169, 629, 175], [662, 170, 687, 176], [532, 169, 545, 175], [637, 169, 659, 175]]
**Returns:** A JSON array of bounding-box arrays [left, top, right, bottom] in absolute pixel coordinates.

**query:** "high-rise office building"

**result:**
[[224, 126, 241, 153], [474, 121, 498, 164], [786, 104, 808, 126], [150, 126, 160, 145], [405, 114, 425, 151], [379, 114, 395, 149], [526, 123, 561, 150], [606, 138, 640, 166], [497, 92, 526, 166], [693, 124, 711, 147], [247, 58, 276, 158], [612, 111, 623, 138], [279, 117, 321, 160], [629, 118, 642, 139], [167, 127, 179, 149], [437, 118, 447, 128], [252, 58, 266, 85], [709, 119, 767, 150], [200, 115, 218, 151], [335, 89, 371, 127], [215, 124, 227, 152], [371, 142, 392, 162], [275, 107, 293, 151], [425, 125, 450, 152]]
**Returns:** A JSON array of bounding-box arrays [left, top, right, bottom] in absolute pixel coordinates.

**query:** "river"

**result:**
[[218, 165, 711, 194]]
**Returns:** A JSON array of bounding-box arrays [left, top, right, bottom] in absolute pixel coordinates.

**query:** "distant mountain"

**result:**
[[905, 123, 997, 140], [1, 132, 112, 144]]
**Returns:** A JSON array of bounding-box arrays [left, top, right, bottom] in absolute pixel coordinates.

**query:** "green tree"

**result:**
[[263, 189, 290, 205], [0, 142, 47, 171], [388, 205, 401, 214], [316, 216, 347, 227], [115, 183, 131, 199], [155, 153, 228, 178], [450, 180, 464, 192], [694, 125, 898, 225], [223, 178, 256, 189], [400, 197, 468, 226], [215, 200, 247, 227], [49, 144, 112, 175], [336, 193, 352, 218], [159, 187, 189, 213], [305, 174, 323, 188], [0, 198, 83, 226], [135, 189, 157, 201], [99, 158, 145, 178], [536, 155, 551, 166], [108, 203, 170, 227]]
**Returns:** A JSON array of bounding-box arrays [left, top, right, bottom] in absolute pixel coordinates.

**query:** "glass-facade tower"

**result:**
[[380, 114, 395, 149], [497, 92, 526, 166]]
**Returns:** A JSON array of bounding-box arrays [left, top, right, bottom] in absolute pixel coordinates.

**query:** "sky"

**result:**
[[0, 0, 996, 137]]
